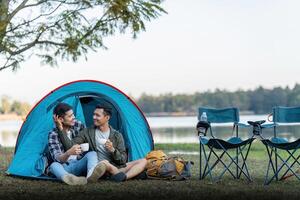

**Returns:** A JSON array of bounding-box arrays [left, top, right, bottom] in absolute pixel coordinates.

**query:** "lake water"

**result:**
[[1, 115, 300, 147]]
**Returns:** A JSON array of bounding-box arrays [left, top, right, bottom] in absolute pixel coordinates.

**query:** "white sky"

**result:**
[[1, 0, 300, 104]]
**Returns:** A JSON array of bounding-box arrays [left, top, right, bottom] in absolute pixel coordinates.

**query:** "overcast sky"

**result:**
[[1, 0, 300, 104]]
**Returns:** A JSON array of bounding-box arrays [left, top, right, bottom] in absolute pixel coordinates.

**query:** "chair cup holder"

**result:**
[[196, 121, 211, 136], [248, 120, 266, 136]]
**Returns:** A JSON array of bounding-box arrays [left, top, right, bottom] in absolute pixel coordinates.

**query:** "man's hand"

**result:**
[[53, 114, 63, 131], [66, 144, 82, 155], [105, 139, 115, 153]]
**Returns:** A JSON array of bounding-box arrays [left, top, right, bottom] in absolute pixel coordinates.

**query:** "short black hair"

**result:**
[[95, 103, 112, 116], [53, 103, 73, 117]]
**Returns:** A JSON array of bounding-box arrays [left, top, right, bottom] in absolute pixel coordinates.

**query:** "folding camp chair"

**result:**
[[197, 107, 254, 182], [258, 106, 300, 185]]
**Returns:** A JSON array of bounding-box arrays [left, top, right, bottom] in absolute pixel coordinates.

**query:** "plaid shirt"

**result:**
[[48, 120, 85, 163]]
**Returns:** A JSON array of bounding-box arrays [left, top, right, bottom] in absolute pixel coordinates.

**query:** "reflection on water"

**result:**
[[1, 117, 300, 146], [0, 120, 22, 147], [152, 127, 198, 144], [0, 131, 18, 147]]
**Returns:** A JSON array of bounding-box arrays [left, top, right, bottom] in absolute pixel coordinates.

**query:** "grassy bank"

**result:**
[[1, 143, 300, 200]]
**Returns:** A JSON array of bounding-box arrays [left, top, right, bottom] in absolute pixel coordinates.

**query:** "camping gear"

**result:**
[[258, 106, 300, 185], [197, 107, 254, 182], [145, 150, 193, 180]]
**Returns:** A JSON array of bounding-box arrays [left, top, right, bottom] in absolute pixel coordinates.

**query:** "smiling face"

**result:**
[[93, 108, 110, 127], [60, 109, 76, 127]]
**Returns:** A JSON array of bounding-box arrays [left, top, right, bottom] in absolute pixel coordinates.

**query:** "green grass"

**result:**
[[1, 143, 300, 200]]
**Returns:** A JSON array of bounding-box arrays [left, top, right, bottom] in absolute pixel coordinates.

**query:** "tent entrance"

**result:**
[[46, 92, 124, 132], [78, 95, 124, 132]]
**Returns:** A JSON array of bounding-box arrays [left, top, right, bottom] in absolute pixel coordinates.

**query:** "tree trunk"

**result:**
[[0, 0, 9, 44]]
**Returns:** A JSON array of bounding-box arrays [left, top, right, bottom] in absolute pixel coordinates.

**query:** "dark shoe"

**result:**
[[110, 172, 127, 182], [133, 171, 148, 180]]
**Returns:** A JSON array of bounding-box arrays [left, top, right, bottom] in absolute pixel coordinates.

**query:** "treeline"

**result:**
[[0, 96, 31, 116], [2, 84, 300, 116], [136, 84, 300, 114]]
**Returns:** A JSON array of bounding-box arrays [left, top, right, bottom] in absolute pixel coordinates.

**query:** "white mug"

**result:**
[[80, 143, 89, 152], [99, 139, 107, 145]]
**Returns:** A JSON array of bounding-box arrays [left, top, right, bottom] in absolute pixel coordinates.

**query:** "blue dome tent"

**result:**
[[7, 80, 153, 179]]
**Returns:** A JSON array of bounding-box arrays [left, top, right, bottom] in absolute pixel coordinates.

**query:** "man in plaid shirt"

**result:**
[[48, 103, 107, 185], [48, 120, 84, 163]]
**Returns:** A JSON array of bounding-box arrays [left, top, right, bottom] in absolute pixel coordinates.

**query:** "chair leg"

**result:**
[[201, 145, 214, 181], [202, 150, 226, 179], [280, 150, 300, 180], [264, 146, 300, 184], [212, 141, 252, 181], [275, 148, 278, 181], [236, 148, 239, 179], [210, 149, 236, 180], [199, 141, 253, 182], [264, 146, 278, 185], [220, 144, 252, 181], [201, 144, 236, 181], [199, 142, 202, 180], [237, 143, 252, 180], [228, 144, 252, 181], [274, 150, 299, 180]]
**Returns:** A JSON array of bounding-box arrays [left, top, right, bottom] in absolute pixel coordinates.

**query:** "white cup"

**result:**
[[99, 139, 107, 145], [80, 143, 89, 152]]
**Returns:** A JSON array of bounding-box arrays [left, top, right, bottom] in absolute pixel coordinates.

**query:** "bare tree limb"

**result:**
[[0, 56, 18, 71], [7, 0, 30, 21], [11, 30, 45, 55], [6, 1, 64, 34]]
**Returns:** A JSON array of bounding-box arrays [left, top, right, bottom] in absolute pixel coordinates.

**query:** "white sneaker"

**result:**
[[87, 162, 107, 183], [62, 174, 87, 185]]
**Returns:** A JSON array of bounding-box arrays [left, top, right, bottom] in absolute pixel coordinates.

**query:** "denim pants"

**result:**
[[49, 151, 98, 180]]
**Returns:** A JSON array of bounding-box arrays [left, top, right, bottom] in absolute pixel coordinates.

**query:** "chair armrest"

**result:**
[[261, 123, 277, 128], [236, 122, 250, 128]]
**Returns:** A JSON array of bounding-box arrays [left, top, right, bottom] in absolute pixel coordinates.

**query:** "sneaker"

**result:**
[[87, 162, 107, 183], [62, 174, 87, 185], [110, 172, 127, 182]]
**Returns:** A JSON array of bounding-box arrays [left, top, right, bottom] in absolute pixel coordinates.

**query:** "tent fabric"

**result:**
[[7, 80, 153, 179]]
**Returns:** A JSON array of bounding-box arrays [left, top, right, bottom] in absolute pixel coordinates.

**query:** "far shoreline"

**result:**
[[145, 110, 255, 117], [0, 110, 258, 121]]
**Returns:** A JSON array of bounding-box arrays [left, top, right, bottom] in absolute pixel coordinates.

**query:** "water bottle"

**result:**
[[200, 112, 207, 122], [198, 112, 208, 135]]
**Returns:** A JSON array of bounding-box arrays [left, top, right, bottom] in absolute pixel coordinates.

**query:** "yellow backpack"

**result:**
[[146, 150, 168, 160], [145, 150, 193, 180], [145, 150, 168, 177]]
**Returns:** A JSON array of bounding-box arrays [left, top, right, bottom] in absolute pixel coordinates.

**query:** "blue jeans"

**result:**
[[49, 151, 98, 180]]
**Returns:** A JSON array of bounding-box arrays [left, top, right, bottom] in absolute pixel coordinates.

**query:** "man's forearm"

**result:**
[[57, 151, 70, 163]]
